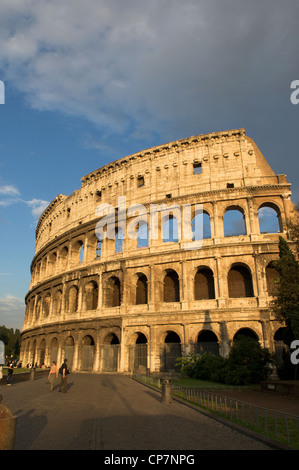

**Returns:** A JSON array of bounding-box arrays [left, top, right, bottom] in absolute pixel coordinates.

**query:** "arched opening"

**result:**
[[48, 253, 57, 276], [228, 264, 254, 298], [43, 294, 51, 317], [50, 338, 58, 364], [81, 335, 95, 371], [163, 216, 179, 243], [130, 333, 148, 372], [79, 243, 84, 263], [85, 281, 98, 310], [35, 297, 41, 320], [105, 276, 121, 307], [233, 328, 259, 342], [224, 207, 246, 237], [39, 339, 46, 366], [195, 330, 219, 355], [164, 270, 180, 302], [161, 331, 181, 372], [192, 212, 211, 240], [68, 285, 79, 313], [96, 239, 102, 259], [115, 228, 123, 253], [102, 333, 120, 372], [266, 263, 279, 296], [136, 274, 148, 305], [274, 327, 289, 364], [60, 246, 68, 271], [31, 340, 37, 366], [194, 267, 215, 300], [258, 204, 282, 234], [53, 289, 62, 316], [137, 222, 149, 248], [63, 336, 74, 369]]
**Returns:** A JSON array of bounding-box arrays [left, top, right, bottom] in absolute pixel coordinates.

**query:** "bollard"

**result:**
[[0, 394, 17, 450], [161, 378, 172, 403], [30, 368, 35, 380]]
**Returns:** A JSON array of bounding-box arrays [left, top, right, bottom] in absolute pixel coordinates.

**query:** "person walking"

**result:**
[[48, 361, 58, 391], [6, 362, 14, 386], [58, 358, 70, 393]]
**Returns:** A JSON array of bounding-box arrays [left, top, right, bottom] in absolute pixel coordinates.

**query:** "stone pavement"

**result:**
[[1, 373, 274, 451]]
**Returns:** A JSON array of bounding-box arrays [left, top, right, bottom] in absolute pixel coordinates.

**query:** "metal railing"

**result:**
[[173, 386, 299, 448], [132, 372, 161, 389], [132, 373, 299, 448]]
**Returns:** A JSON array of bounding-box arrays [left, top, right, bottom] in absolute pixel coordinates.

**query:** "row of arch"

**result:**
[[21, 326, 287, 373], [26, 262, 279, 321], [31, 202, 283, 286]]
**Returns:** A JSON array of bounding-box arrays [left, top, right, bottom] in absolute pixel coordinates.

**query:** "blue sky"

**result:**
[[0, 0, 298, 330]]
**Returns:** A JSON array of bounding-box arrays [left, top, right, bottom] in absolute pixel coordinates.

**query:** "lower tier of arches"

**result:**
[[20, 314, 287, 374]]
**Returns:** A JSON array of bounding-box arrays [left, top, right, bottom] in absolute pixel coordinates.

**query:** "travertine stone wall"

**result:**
[[20, 129, 298, 373]]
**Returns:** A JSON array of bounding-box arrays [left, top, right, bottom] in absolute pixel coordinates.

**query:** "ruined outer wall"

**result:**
[[20, 128, 298, 373]]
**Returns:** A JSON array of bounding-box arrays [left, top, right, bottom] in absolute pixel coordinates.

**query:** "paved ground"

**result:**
[[0, 373, 274, 451]]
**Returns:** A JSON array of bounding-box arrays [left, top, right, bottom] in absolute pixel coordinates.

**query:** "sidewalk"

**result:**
[[0, 373, 274, 451]]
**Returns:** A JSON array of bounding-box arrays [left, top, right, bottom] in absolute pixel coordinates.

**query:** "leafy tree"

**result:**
[[0, 326, 21, 360], [271, 236, 299, 343]]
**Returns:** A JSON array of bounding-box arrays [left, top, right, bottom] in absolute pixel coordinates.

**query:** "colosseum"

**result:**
[[20, 128, 298, 374]]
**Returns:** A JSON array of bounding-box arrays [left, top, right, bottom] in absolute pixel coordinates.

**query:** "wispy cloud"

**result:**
[[25, 198, 50, 219], [0, 294, 24, 312], [0, 182, 49, 220], [0, 184, 20, 196], [0, 294, 25, 330]]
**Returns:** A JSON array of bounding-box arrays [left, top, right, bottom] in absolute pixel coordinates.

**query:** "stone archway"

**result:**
[[129, 332, 148, 372], [160, 331, 181, 373], [102, 333, 120, 372], [195, 330, 219, 355], [81, 335, 95, 371]]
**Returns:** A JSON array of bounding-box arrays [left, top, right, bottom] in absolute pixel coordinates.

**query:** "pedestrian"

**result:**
[[48, 361, 58, 391], [7, 362, 14, 386], [58, 358, 70, 393], [0, 365, 3, 381]]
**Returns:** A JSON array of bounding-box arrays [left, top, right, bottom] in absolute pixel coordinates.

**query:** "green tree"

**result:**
[[271, 237, 299, 343], [0, 326, 21, 360]]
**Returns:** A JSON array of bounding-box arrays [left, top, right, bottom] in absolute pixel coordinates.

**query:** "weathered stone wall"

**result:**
[[20, 129, 298, 373]]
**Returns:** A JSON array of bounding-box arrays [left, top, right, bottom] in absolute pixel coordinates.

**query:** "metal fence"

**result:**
[[132, 372, 161, 389], [173, 386, 299, 448], [132, 373, 299, 448]]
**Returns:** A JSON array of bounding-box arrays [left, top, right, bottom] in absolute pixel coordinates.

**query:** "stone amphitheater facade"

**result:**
[[20, 128, 298, 373]]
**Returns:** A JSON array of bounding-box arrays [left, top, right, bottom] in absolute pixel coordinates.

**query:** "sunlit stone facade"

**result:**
[[20, 129, 298, 373]]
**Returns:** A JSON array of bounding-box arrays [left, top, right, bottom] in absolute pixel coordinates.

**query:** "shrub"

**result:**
[[226, 336, 273, 385], [177, 337, 273, 385]]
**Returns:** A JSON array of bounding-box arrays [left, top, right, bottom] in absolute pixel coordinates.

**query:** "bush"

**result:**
[[177, 337, 273, 385], [226, 336, 273, 385], [176, 353, 227, 382]]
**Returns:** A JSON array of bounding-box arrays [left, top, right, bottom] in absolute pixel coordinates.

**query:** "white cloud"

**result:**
[[0, 0, 297, 142], [0, 294, 24, 312], [0, 295, 25, 330], [0, 181, 49, 220], [0, 184, 20, 196], [25, 198, 50, 219]]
